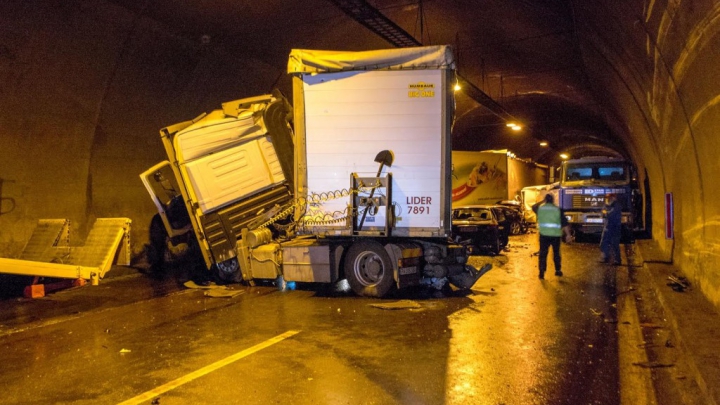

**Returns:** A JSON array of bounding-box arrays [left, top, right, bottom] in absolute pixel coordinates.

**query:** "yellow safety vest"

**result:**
[[537, 203, 562, 237]]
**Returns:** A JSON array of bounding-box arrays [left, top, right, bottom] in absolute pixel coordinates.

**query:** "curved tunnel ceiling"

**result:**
[[106, 0, 631, 165]]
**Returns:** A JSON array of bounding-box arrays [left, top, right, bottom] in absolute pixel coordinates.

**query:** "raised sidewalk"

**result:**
[[629, 239, 720, 405]]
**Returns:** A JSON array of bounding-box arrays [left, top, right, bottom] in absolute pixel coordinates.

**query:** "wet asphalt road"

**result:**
[[0, 233, 621, 405]]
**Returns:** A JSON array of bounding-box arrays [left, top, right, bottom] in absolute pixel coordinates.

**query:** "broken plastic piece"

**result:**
[[369, 300, 422, 310]]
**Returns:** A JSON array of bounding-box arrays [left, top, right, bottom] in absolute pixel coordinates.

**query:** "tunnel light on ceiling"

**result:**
[[560, 153, 569, 160], [505, 122, 522, 131], [539, 141, 548, 147]]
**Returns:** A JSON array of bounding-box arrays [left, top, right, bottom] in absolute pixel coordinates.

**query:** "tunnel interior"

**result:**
[[1, 0, 720, 308]]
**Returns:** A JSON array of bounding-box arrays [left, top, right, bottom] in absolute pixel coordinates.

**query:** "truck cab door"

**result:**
[[140, 161, 192, 238]]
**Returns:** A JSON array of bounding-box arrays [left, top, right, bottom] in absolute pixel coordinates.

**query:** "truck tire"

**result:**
[[147, 214, 168, 274], [344, 240, 395, 298], [215, 258, 242, 283]]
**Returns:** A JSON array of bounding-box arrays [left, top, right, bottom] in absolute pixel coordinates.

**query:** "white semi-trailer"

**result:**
[[141, 46, 490, 297]]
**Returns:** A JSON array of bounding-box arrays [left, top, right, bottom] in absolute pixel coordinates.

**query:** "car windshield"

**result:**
[[453, 208, 492, 221]]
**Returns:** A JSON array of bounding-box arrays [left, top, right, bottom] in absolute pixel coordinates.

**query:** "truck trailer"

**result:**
[[451, 149, 547, 206], [140, 46, 490, 297]]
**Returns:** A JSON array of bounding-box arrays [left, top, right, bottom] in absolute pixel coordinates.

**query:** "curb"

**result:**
[[617, 249, 657, 405]]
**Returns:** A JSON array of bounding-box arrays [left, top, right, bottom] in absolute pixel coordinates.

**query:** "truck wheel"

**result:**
[[147, 214, 169, 274], [344, 241, 395, 298], [215, 258, 242, 283]]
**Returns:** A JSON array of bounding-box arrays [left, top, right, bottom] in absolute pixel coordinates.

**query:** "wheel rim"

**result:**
[[511, 222, 520, 235], [352, 251, 386, 287], [217, 258, 239, 274]]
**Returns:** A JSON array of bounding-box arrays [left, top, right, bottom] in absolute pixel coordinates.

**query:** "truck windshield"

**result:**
[[564, 163, 628, 182]]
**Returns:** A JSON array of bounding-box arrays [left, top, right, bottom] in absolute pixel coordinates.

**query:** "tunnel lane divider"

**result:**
[[117, 330, 301, 405]]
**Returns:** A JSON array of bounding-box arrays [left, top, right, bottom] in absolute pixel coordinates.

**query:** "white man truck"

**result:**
[[545, 156, 640, 238], [140, 46, 490, 297]]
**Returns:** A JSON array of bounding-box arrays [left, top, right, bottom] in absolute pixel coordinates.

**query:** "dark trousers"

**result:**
[[539, 235, 561, 275], [600, 228, 621, 263]]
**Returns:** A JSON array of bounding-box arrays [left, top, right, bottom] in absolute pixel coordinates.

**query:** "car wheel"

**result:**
[[510, 221, 521, 235], [344, 240, 395, 297], [491, 238, 501, 255]]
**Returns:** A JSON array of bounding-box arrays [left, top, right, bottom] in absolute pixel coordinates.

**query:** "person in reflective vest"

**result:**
[[533, 193, 570, 279]]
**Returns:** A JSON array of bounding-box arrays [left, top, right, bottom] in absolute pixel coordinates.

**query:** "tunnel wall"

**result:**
[[0, 0, 283, 259], [574, 0, 720, 308], [2, 0, 720, 311]]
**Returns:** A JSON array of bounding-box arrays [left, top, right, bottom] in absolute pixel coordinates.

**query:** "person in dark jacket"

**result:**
[[599, 193, 622, 265], [532, 194, 570, 279]]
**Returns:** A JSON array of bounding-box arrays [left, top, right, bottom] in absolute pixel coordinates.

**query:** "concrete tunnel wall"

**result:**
[[0, 1, 283, 260], [1, 0, 720, 309], [573, 1, 720, 308]]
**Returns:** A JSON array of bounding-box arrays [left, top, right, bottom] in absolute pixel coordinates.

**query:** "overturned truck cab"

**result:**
[[141, 46, 490, 297]]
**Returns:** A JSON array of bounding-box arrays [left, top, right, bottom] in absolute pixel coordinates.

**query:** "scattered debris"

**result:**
[[616, 287, 636, 295], [667, 275, 690, 292], [151, 397, 160, 405], [639, 323, 664, 329], [204, 289, 245, 298], [604, 318, 618, 324], [184, 280, 246, 298], [590, 308, 603, 316], [632, 361, 675, 369], [665, 339, 675, 348], [183, 280, 225, 290], [369, 300, 422, 310]]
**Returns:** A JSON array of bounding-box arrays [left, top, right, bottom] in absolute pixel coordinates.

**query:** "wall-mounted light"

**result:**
[[560, 153, 569, 160], [454, 83, 461, 91]]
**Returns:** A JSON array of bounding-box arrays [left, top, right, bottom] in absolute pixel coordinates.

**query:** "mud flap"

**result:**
[[448, 263, 492, 289]]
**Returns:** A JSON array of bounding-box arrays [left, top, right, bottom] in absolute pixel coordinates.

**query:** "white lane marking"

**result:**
[[117, 330, 301, 405]]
